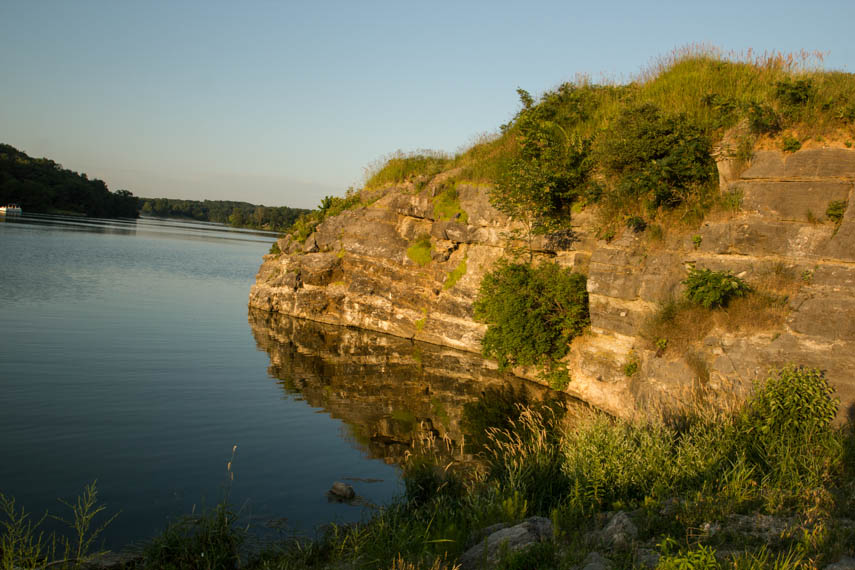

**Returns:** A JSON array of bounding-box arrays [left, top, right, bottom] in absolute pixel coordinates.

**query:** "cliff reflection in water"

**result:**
[[248, 308, 565, 465]]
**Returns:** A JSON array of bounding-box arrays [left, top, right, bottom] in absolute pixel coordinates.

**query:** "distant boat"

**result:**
[[0, 204, 22, 214]]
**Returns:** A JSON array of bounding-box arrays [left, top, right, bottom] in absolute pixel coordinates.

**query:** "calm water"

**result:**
[[0, 214, 408, 547]]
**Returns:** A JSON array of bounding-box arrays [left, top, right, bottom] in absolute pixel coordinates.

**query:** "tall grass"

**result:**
[[0, 481, 118, 570], [364, 150, 452, 189]]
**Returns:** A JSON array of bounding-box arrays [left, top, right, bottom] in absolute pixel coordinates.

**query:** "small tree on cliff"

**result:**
[[491, 88, 591, 260]]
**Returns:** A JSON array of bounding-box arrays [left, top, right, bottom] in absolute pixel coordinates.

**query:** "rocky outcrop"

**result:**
[[250, 148, 855, 419]]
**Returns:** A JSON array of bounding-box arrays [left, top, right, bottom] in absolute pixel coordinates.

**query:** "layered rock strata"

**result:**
[[250, 148, 855, 419]]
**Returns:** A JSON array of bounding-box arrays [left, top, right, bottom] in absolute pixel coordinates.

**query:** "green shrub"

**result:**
[[443, 256, 467, 290], [142, 502, 246, 570], [826, 200, 847, 224], [406, 234, 433, 266], [596, 103, 717, 211], [626, 216, 647, 233], [775, 77, 815, 107], [403, 456, 465, 508], [738, 366, 842, 502], [268, 241, 281, 255], [289, 189, 362, 243], [743, 366, 838, 441], [747, 102, 782, 134], [432, 184, 469, 223], [781, 135, 802, 153], [683, 267, 751, 309], [473, 260, 589, 372]]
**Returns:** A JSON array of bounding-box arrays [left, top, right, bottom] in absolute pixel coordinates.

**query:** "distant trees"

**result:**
[[0, 143, 139, 218], [138, 197, 308, 232]]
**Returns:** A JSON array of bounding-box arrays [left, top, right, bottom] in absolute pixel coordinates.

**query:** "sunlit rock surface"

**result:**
[[251, 148, 855, 420]]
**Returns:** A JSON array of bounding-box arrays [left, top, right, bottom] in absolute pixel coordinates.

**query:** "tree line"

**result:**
[[0, 143, 308, 230], [138, 198, 309, 231], [0, 143, 138, 218]]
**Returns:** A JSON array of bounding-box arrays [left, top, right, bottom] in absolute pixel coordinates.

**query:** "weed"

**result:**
[[623, 360, 639, 377], [781, 135, 802, 153], [0, 482, 117, 570], [443, 256, 467, 290], [433, 184, 469, 224], [407, 234, 433, 267], [626, 216, 647, 233], [826, 200, 847, 224], [268, 241, 281, 255], [692, 234, 702, 249], [683, 267, 751, 309]]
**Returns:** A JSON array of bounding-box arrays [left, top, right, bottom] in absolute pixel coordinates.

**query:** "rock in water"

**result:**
[[328, 481, 355, 501]]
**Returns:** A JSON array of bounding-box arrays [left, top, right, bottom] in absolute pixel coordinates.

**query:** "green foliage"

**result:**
[[774, 77, 815, 106], [289, 189, 362, 243], [597, 103, 717, 211], [743, 365, 838, 441], [781, 135, 802, 153], [692, 234, 703, 249], [0, 143, 139, 218], [461, 386, 533, 453], [443, 256, 467, 290], [623, 358, 639, 377], [141, 502, 246, 570], [490, 88, 593, 251], [402, 457, 465, 509], [432, 184, 469, 224], [826, 200, 847, 224], [365, 150, 451, 188], [268, 241, 281, 255], [406, 234, 433, 266], [140, 197, 308, 231], [683, 267, 751, 309], [656, 538, 720, 569], [746, 102, 782, 134], [1, 481, 117, 570], [473, 260, 589, 372], [626, 216, 647, 233]]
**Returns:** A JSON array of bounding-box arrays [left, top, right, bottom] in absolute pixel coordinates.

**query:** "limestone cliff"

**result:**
[[250, 148, 855, 419]]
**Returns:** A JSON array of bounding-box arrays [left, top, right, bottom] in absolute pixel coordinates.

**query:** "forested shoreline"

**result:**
[[0, 143, 308, 231], [0, 143, 138, 218]]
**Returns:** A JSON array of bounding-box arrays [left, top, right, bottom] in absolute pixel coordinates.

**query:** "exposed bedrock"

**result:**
[[250, 149, 855, 419]]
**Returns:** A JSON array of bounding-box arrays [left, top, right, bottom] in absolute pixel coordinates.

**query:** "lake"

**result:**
[[0, 213, 547, 550]]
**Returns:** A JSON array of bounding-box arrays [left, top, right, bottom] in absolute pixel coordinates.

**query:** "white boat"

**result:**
[[0, 204, 22, 214]]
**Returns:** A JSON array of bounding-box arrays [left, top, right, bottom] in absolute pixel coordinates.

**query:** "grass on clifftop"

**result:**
[[287, 46, 855, 249]]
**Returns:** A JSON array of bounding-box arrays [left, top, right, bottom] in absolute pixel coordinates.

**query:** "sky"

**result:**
[[1, 1, 854, 209]]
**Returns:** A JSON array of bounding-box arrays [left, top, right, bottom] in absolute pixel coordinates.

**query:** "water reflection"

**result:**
[[248, 308, 568, 465]]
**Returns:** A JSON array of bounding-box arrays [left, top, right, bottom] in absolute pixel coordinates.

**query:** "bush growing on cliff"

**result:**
[[683, 266, 751, 309], [473, 260, 589, 379], [596, 103, 717, 213]]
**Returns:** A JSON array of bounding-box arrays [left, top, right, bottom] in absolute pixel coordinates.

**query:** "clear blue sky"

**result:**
[[1, 0, 853, 209]]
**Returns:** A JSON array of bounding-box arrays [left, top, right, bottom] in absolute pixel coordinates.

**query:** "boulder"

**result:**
[[600, 511, 638, 550], [458, 516, 553, 570], [327, 481, 355, 501]]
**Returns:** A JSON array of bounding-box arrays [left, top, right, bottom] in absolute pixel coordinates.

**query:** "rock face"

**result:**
[[250, 148, 855, 419]]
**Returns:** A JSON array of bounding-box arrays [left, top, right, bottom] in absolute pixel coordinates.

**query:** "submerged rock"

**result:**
[[327, 481, 356, 501]]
